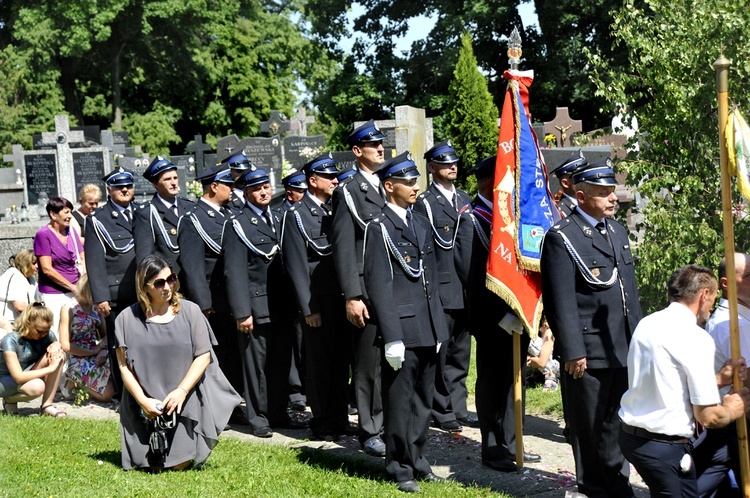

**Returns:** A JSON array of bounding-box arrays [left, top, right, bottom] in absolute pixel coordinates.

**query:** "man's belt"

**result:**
[[620, 422, 690, 444]]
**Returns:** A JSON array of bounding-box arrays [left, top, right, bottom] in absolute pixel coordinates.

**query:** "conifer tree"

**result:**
[[444, 32, 499, 192]]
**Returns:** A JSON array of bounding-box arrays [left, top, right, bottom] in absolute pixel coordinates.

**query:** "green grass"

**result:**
[[0, 416, 505, 498]]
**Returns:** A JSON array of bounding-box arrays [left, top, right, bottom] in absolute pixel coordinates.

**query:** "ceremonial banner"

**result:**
[[726, 109, 750, 202], [486, 70, 559, 336]]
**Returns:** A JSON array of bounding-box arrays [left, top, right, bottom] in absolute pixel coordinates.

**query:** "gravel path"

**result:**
[[12, 396, 648, 497]]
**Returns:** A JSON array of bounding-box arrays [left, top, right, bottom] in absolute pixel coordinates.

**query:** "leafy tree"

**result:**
[[444, 32, 499, 193], [588, 0, 750, 312]]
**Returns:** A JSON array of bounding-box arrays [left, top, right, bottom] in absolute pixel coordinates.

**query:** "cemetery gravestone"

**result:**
[[24, 152, 58, 204], [72, 149, 107, 196], [241, 137, 282, 192], [282, 135, 326, 170]]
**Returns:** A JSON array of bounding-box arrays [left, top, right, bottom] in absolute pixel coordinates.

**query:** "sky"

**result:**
[[342, 1, 540, 56]]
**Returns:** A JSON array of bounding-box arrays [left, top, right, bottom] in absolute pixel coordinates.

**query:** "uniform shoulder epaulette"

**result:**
[[417, 190, 433, 201], [549, 218, 573, 232]]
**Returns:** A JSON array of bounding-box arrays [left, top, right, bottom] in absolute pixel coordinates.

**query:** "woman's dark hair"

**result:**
[[46, 197, 74, 216], [135, 255, 181, 316]]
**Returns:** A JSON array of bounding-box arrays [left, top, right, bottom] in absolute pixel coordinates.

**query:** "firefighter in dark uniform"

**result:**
[[363, 152, 449, 493], [177, 165, 244, 399], [549, 150, 587, 217], [133, 156, 194, 273], [413, 140, 475, 433], [280, 170, 307, 211], [223, 166, 303, 438], [541, 158, 642, 498], [84, 167, 138, 401], [454, 156, 541, 473], [281, 152, 352, 440], [330, 119, 387, 457], [278, 168, 308, 412], [223, 151, 252, 211]]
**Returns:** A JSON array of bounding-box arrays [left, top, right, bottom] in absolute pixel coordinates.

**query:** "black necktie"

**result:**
[[596, 222, 611, 246], [264, 211, 275, 231], [451, 194, 458, 211], [171, 204, 179, 218], [123, 209, 131, 224], [405, 210, 416, 238]]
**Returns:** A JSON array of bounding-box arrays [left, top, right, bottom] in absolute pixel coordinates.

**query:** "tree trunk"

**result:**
[[110, 21, 124, 129]]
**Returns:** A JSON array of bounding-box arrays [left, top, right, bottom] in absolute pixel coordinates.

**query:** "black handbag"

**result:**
[[148, 411, 177, 456]]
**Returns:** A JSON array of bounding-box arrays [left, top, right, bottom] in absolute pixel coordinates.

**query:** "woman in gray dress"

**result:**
[[115, 255, 241, 471]]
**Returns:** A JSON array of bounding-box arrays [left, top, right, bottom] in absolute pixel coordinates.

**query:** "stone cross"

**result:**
[[2, 144, 25, 183], [100, 130, 128, 167], [543, 107, 583, 147], [40, 115, 84, 201], [291, 108, 315, 136], [186, 134, 213, 175], [260, 110, 291, 136]]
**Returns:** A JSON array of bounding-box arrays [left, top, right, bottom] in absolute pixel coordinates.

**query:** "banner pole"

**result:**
[[714, 53, 750, 498]]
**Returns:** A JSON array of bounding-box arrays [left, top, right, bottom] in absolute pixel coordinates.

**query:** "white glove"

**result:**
[[436, 342, 442, 353], [384, 340, 406, 370], [499, 312, 524, 335]]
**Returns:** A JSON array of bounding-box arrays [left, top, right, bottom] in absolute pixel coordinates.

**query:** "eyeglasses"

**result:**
[[148, 274, 177, 290]]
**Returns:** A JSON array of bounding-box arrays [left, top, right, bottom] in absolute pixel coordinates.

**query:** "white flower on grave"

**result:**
[[281, 161, 294, 178]]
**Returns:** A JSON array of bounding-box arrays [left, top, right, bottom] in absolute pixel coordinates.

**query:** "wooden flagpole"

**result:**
[[714, 53, 750, 497], [507, 27, 526, 472]]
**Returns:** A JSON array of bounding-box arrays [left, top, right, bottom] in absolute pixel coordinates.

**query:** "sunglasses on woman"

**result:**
[[148, 274, 177, 290]]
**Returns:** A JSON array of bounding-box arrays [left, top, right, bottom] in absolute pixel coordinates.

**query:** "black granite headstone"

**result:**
[[72, 150, 106, 197], [282, 135, 326, 170], [240, 137, 282, 186], [24, 153, 59, 204], [331, 151, 357, 174]]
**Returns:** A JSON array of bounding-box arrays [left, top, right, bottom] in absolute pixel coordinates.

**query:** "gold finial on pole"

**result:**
[[508, 27, 522, 71]]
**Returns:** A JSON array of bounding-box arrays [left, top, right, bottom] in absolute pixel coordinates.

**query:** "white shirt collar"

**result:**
[[359, 169, 380, 188], [432, 182, 456, 203], [200, 197, 224, 214], [305, 191, 325, 208], [563, 193, 578, 205], [386, 202, 409, 225], [156, 194, 176, 211]]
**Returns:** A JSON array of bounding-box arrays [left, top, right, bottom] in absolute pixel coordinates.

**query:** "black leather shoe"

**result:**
[[510, 451, 542, 463], [362, 435, 386, 457], [396, 480, 422, 493], [436, 420, 463, 433], [418, 472, 445, 483], [456, 415, 480, 428], [482, 458, 516, 472], [252, 426, 273, 438]]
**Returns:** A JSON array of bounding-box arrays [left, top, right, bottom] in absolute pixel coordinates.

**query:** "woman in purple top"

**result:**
[[33, 197, 84, 332]]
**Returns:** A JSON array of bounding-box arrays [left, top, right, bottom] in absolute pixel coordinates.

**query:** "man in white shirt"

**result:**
[[619, 264, 750, 496]]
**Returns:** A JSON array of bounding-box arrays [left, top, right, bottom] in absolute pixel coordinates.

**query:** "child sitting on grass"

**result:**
[[527, 321, 559, 392]]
